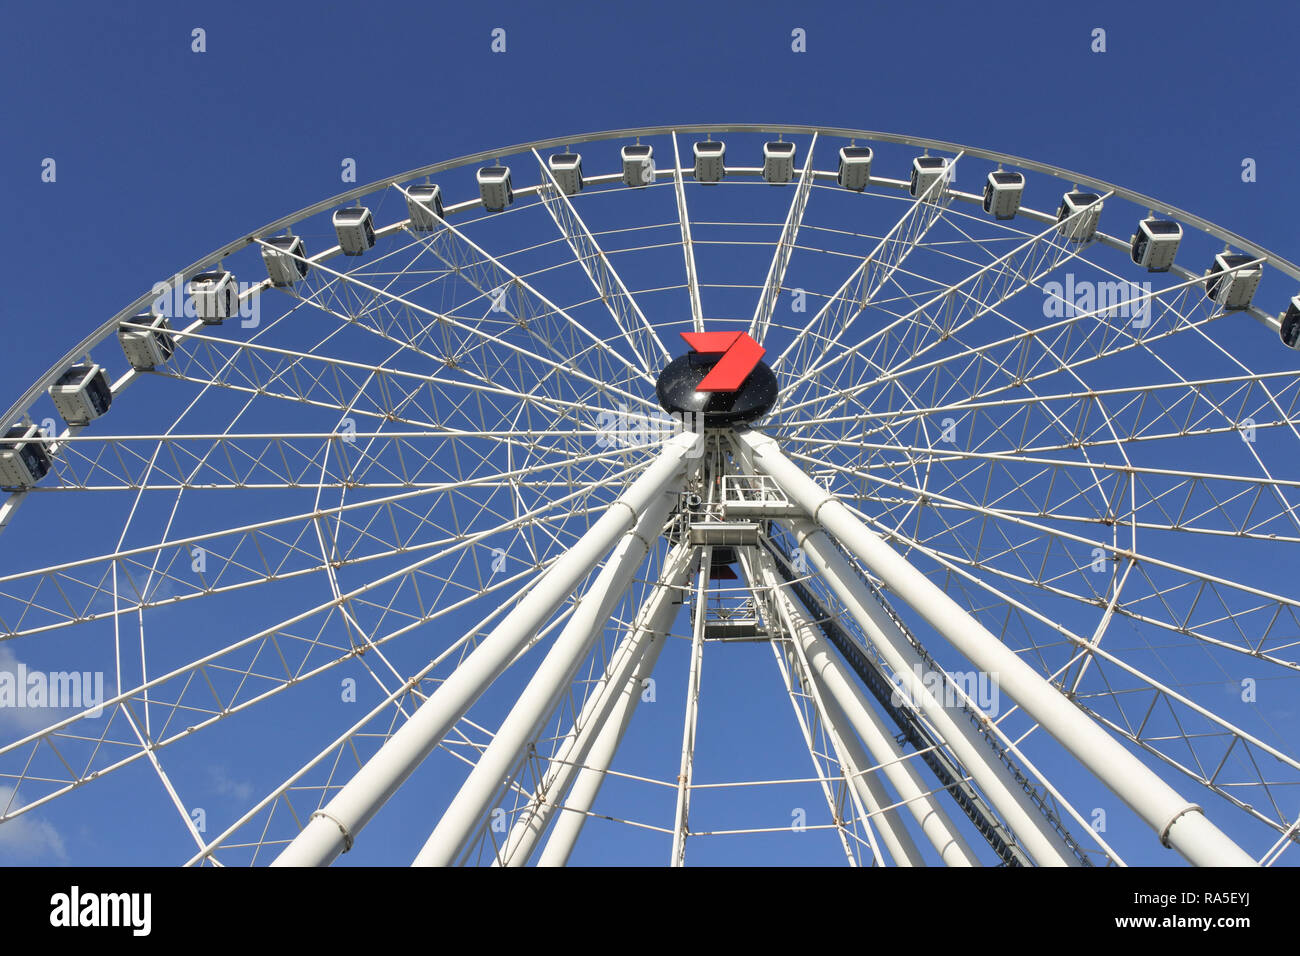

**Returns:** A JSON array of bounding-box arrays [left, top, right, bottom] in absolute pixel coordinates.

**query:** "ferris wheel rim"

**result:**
[[2, 121, 1297, 866], [5, 122, 1296, 442]]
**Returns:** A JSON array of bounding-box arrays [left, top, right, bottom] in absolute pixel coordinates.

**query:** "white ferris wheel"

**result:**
[[1, 125, 1298, 867]]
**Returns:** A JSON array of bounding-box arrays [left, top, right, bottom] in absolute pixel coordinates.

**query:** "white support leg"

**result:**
[[768, 637, 878, 866], [272, 431, 701, 867], [497, 542, 692, 866], [413, 486, 681, 867], [536, 595, 677, 866], [736, 428, 1257, 868], [785, 521, 1078, 866], [758, 548, 979, 866], [745, 547, 921, 866], [670, 550, 709, 867]]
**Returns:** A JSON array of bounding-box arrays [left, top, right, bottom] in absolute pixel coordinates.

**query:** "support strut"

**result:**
[[736, 428, 1256, 867], [413, 488, 680, 866], [272, 431, 701, 866]]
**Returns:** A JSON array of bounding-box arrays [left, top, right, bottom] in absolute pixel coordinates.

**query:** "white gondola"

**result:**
[[1204, 253, 1261, 310], [982, 171, 1024, 220], [1056, 191, 1103, 242], [1280, 297, 1300, 349], [189, 270, 238, 324], [1129, 219, 1181, 272], [118, 312, 174, 371], [476, 166, 514, 211], [548, 153, 584, 195], [261, 235, 309, 286], [837, 146, 873, 191], [48, 363, 112, 426], [0, 424, 51, 489], [621, 144, 654, 187], [909, 156, 948, 199], [693, 140, 726, 183], [333, 207, 376, 256], [406, 184, 443, 230], [762, 141, 796, 184]]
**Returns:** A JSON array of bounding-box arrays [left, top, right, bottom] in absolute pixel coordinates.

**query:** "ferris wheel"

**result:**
[[1, 124, 1298, 867]]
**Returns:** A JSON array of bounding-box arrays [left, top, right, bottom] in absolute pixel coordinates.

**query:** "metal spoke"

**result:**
[[750, 133, 818, 344], [4, 125, 1296, 867], [671, 132, 705, 333]]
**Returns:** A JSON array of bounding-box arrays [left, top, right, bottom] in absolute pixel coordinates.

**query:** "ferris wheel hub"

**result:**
[[655, 344, 778, 427]]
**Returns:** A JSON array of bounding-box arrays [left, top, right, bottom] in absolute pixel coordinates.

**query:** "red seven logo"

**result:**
[[679, 331, 766, 393]]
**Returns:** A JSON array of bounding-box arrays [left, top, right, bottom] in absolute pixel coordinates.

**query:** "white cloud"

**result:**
[[0, 785, 67, 862], [0, 645, 117, 734], [0, 645, 63, 734], [208, 765, 254, 803]]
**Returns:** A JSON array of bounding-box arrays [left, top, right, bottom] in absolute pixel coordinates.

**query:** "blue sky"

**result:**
[[2, 0, 1300, 867], [5, 0, 1300, 404]]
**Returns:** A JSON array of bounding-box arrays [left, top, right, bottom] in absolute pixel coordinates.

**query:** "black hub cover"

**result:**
[[655, 352, 778, 427]]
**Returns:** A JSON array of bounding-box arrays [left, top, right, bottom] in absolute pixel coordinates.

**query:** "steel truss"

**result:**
[[232, 423, 1256, 867], [2, 126, 1297, 868]]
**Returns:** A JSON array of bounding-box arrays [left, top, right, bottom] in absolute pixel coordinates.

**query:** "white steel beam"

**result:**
[[671, 132, 705, 333], [736, 428, 1258, 868], [771, 151, 963, 375], [532, 148, 671, 373], [497, 541, 691, 866], [412, 485, 680, 866], [757, 547, 978, 866], [734, 451, 1077, 865], [493, 546, 691, 868], [749, 133, 817, 344], [670, 549, 709, 866], [533, 596, 675, 867], [781, 521, 1081, 866], [743, 546, 879, 864], [767, 637, 876, 865], [748, 548, 920, 865], [272, 430, 701, 866]]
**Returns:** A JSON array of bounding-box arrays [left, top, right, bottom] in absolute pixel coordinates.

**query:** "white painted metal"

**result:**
[[272, 430, 701, 866], [670, 549, 709, 867], [349, 197, 658, 389], [774, 518, 1077, 865], [736, 428, 1258, 867], [797, 670, 897, 865], [412, 486, 681, 866], [6, 120, 1292, 456], [757, 547, 979, 866], [534, 606, 672, 867], [498, 543, 692, 866], [766, 629, 879, 865], [670, 132, 705, 333], [749, 133, 817, 343], [4, 123, 1297, 868], [747, 547, 923, 866], [532, 147, 670, 372], [770, 150, 964, 371]]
